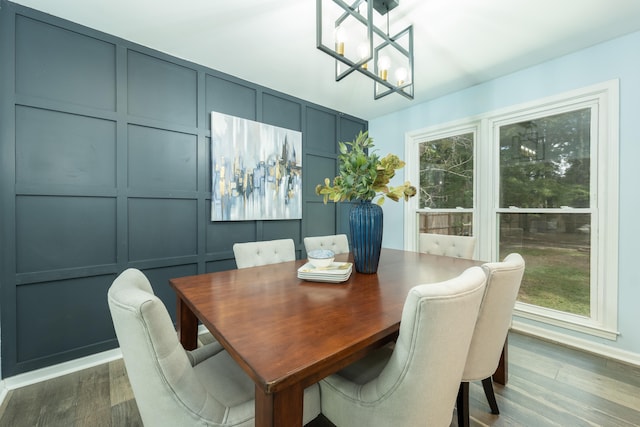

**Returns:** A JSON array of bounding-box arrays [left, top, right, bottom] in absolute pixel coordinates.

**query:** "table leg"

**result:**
[[255, 383, 303, 427], [176, 297, 198, 350], [493, 336, 508, 385]]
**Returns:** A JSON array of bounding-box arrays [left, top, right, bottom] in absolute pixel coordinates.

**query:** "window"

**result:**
[[498, 109, 592, 316], [418, 131, 474, 238], [405, 81, 619, 338], [404, 126, 477, 255]]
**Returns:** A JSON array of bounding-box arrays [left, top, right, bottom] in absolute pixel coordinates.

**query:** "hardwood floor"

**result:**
[[1, 331, 639, 426], [0, 356, 141, 427]]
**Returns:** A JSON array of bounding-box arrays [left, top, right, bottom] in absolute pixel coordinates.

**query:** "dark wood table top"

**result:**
[[169, 248, 484, 394]]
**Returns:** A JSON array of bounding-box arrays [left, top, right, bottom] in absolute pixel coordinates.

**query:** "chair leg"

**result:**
[[457, 382, 470, 427], [481, 377, 500, 414]]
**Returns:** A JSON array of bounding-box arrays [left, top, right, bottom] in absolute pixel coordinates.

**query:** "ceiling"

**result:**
[[11, 0, 640, 120]]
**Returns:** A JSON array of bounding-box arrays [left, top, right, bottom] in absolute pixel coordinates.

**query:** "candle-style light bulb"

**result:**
[[358, 43, 370, 69], [335, 27, 347, 56], [378, 56, 390, 81], [395, 67, 408, 86]]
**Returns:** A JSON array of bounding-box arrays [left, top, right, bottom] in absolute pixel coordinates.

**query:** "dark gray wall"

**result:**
[[0, 0, 366, 377]]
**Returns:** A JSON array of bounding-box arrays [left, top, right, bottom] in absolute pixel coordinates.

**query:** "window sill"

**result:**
[[514, 303, 619, 341]]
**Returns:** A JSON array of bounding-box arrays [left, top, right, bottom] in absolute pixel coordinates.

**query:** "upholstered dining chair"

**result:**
[[419, 232, 477, 259], [232, 238, 296, 269], [108, 268, 321, 427], [319, 266, 487, 427], [303, 234, 350, 255], [456, 253, 525, 427]]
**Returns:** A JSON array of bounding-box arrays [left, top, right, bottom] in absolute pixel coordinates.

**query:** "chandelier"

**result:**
[[512, 122, 546, 161], [316, 0, 414, 100]]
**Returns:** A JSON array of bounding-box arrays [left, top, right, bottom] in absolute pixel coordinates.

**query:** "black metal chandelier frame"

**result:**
[[316, 0, 414, 100]]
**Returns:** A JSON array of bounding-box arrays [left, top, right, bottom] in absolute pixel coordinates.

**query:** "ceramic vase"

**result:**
[[349, 201, 383, 274]]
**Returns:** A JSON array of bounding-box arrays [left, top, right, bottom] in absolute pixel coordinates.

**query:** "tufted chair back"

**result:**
[[303, 234, 350, 255], [108, 268, 323, 426], [457, 253, 526, 427], [232, 238, 296, 269], [464, 253, 525, 380], [108, 268, 253, 426], [419, 233, 477, 259], [320, 266, 487, 426]]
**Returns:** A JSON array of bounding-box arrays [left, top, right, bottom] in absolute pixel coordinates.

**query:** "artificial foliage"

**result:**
[[316, 131, 416, 205]]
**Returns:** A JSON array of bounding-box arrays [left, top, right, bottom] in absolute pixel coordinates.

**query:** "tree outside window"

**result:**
[[418, 132, 474, 236], [498, 109, 591, 316], [407, 81, 618, 338]]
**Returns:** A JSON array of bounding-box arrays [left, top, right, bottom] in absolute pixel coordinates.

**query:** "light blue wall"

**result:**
[[370, 31, 640, 355]]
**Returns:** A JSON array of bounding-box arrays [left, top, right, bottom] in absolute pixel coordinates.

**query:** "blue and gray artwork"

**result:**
[[211, 112, 302, 221]]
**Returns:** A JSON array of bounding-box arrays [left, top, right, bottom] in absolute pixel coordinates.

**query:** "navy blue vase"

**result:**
[[349, 201, 383, 274]]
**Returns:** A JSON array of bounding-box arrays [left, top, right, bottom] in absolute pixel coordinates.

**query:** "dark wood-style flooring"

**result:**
[[1, 331, 639, 426]]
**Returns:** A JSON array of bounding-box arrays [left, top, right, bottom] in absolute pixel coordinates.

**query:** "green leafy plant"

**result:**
[[316, 130, 417, 205]]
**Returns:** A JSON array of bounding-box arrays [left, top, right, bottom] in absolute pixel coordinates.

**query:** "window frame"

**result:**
[[404, 122, 480, 253], [404, 80, 619, 339]]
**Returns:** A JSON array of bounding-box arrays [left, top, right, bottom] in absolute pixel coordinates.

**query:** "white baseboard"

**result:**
[[1, 325, 212, 399], [0, 347, 122, 409], [4, 348, 123, 391], [0, 380, 8, 408], [512, 320, 640, 367]]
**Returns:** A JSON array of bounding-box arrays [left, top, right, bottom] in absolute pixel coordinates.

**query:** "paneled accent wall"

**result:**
[[0, 1, 366, 377]]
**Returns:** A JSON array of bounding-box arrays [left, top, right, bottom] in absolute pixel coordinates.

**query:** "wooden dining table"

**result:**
[[169, 248, 507, 427]]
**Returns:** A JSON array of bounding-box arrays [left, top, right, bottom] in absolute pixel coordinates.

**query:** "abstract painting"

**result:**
[[210, 112, 302, 221]]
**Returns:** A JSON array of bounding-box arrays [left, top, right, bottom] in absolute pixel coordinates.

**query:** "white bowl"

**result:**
[[307, 249, 335, 268]]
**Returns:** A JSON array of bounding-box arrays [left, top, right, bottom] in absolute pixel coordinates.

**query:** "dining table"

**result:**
[[169, 248, 507, 427]]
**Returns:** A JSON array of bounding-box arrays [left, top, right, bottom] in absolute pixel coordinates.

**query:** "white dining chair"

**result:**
[[419, 232, 477, 259], [456, 253, 525, 427], [108, 268, 321, 426], [232, 238, 296, 269], [303, 234, 350, 255], [319, 266, 487, 426]]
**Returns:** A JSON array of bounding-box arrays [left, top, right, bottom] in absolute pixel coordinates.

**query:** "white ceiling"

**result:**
[[12, 0, 640, 120]]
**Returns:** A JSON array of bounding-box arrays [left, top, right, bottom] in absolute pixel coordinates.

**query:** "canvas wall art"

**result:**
[[210, 112, 302, 221]]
